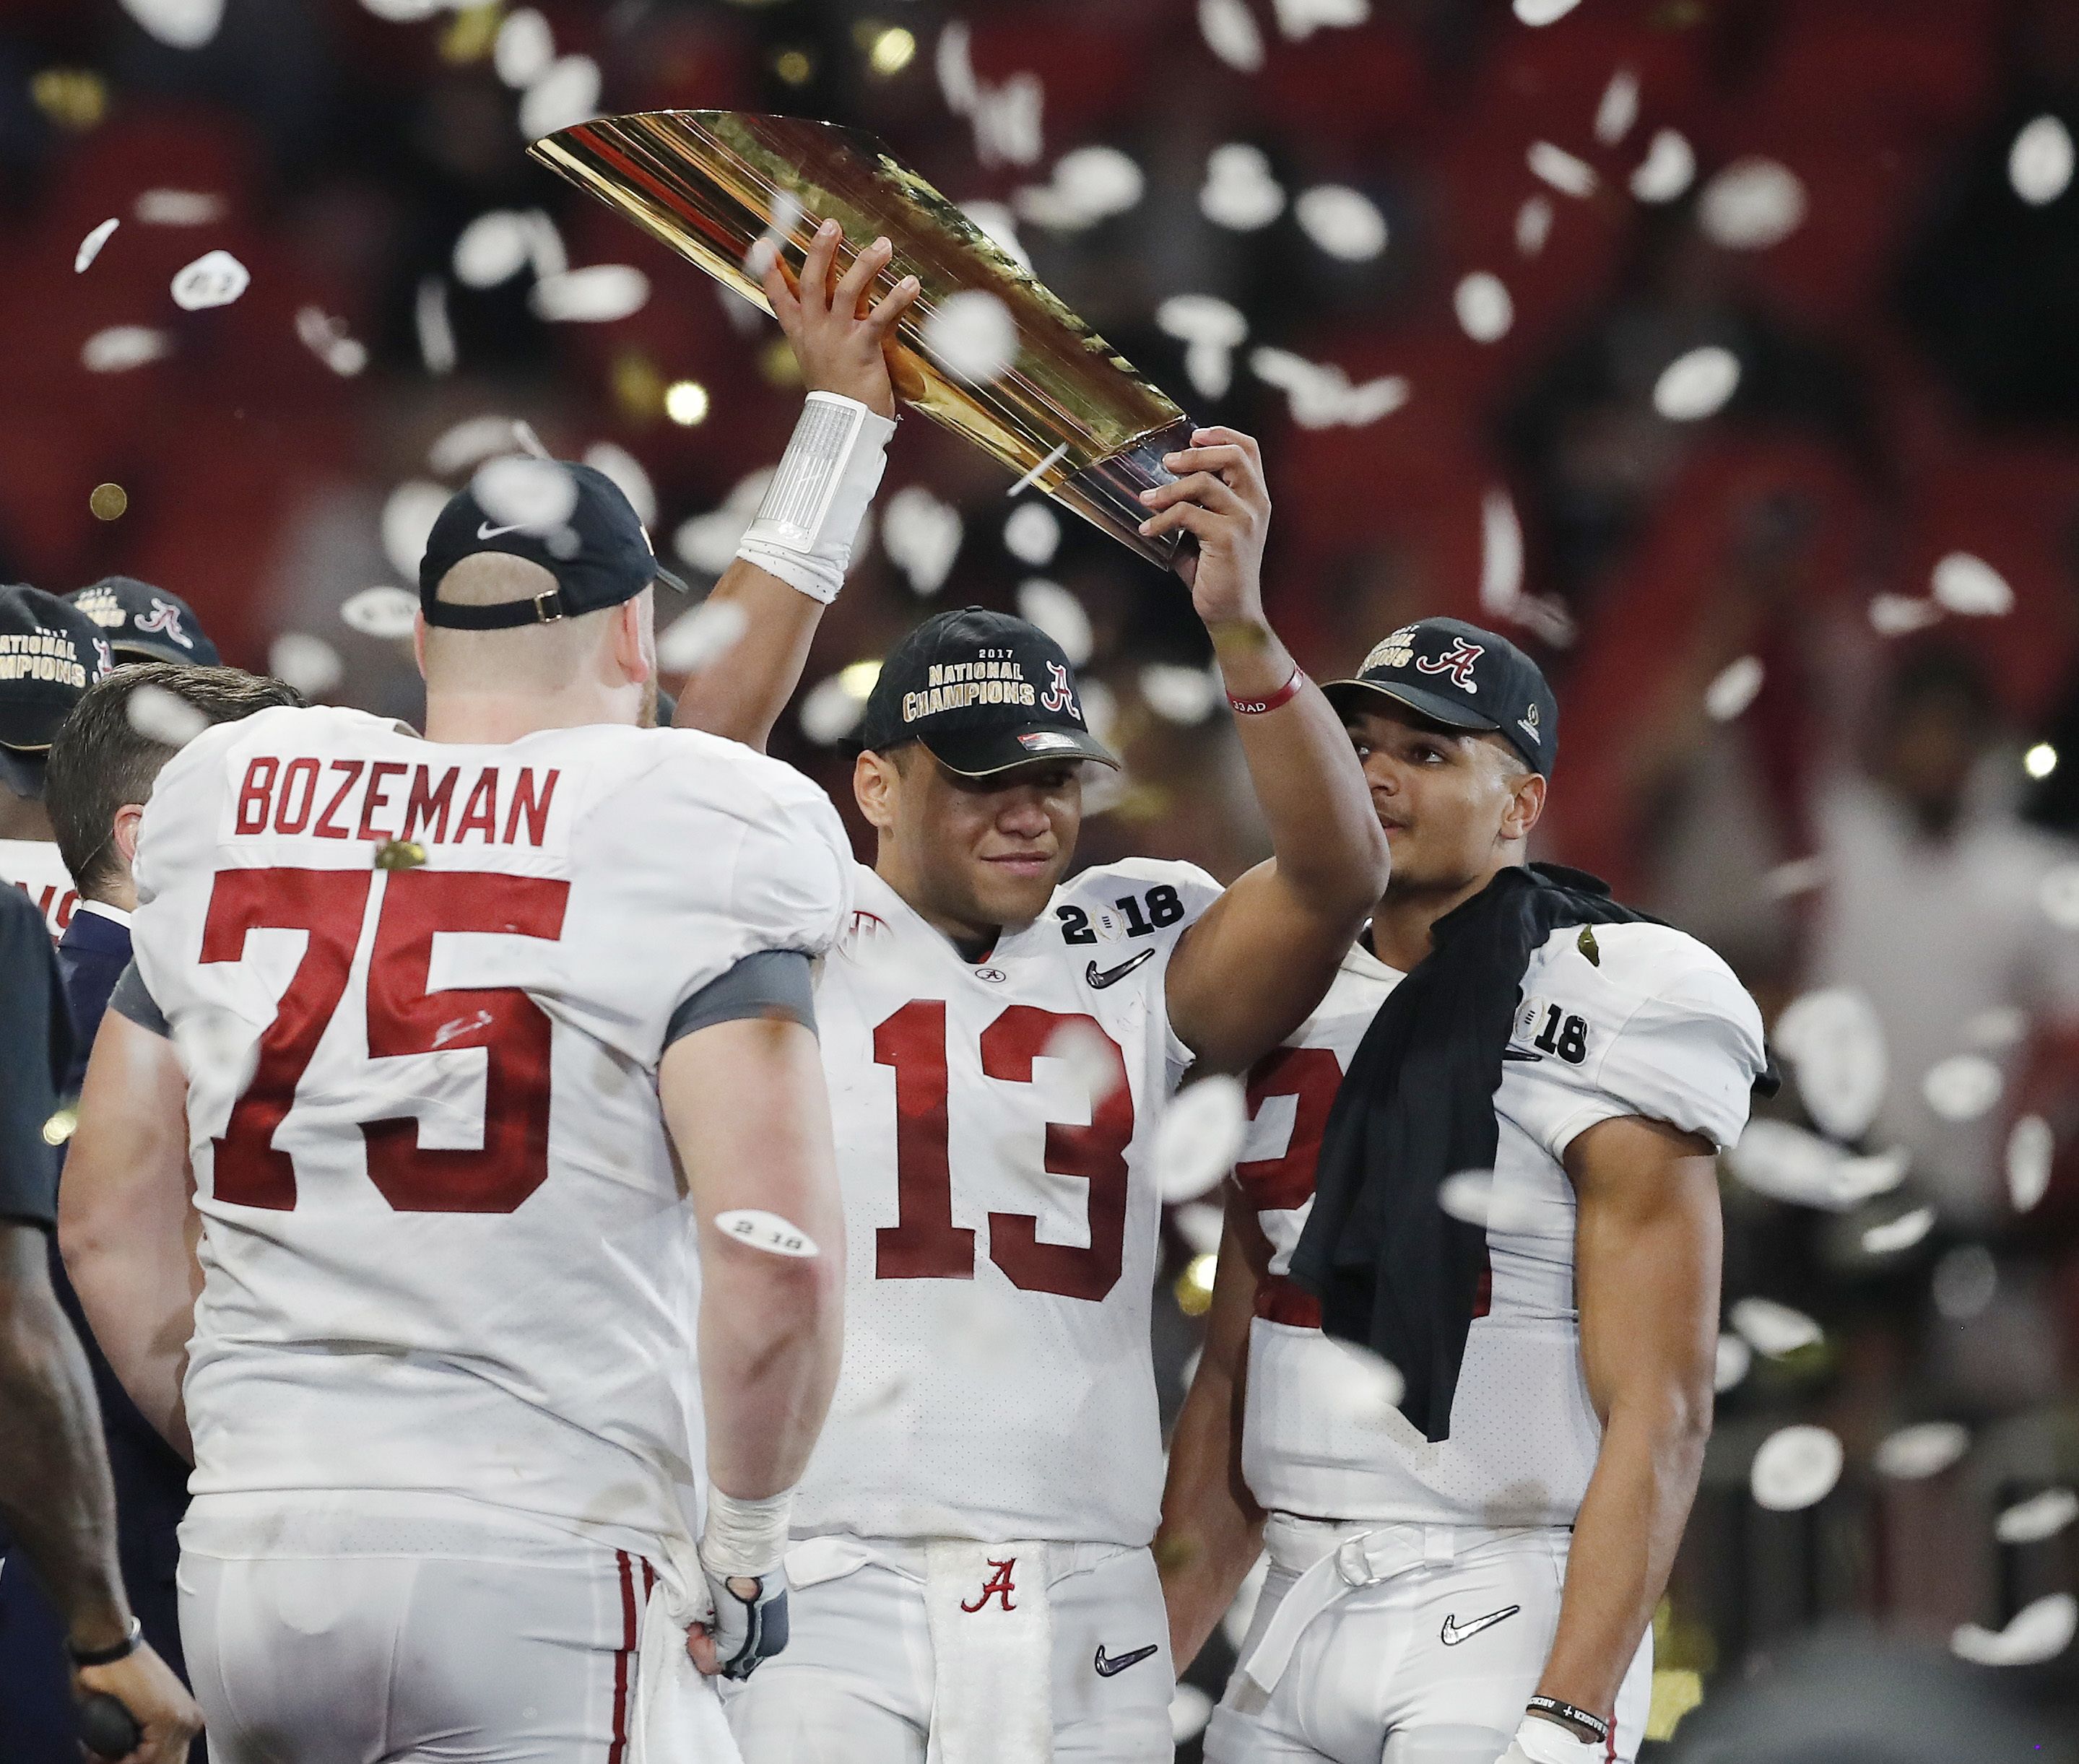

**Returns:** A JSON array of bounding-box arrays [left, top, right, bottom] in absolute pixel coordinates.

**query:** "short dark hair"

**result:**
[[46, 664, 305, 895]]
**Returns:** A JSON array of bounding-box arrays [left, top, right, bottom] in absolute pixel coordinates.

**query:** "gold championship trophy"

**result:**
[[529, 110, 1193, 570]]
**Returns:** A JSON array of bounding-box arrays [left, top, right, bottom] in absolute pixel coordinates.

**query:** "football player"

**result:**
[[0, 585, 112, 940], [674, 222, 1392, 1763], [1156, 620, 1770, 1764], [60, 465, 855, 1763]]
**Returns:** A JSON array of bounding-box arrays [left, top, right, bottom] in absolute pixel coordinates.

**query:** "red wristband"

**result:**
[[1228, 662, 1306, 716]]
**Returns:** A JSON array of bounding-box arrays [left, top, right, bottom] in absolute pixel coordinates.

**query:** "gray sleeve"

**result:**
[[663, 949, 817, 1050], [108, 960, 170, 1039]]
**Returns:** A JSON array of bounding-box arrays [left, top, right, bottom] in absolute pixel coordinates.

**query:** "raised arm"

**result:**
[[677, 220, 917, 750], [1155, 1189, 1269, 1671], [1145, 431, 1392, 1072], [57, 1007, 199, 1459], [1522, 1113, 1719, 1752]]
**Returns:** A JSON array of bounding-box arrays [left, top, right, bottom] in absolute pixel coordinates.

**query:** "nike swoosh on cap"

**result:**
[[1439, 1604, 1521, 1646], [476, 519, 533, 541]]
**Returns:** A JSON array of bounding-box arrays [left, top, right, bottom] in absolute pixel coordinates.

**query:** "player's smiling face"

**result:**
[[856, 744, 1082, 942], [1343, 703, 1540, 895]]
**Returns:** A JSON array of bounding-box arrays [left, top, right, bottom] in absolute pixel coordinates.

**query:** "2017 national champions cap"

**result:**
[[67, 575, 220, 666], [1322, 616, 1559, 773], [859, 607, 1118, 777], [418, 458, 687, 630], [0, 584, 112, 799]]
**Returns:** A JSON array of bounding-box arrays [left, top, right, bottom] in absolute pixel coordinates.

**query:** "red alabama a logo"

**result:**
[[1415, 638, 1483, 691], [961, 1558, 1018, 1613]]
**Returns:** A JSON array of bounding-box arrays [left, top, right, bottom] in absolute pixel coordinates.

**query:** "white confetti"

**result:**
[[1515, 196, 1555, 256], [1436, 1168, 1540, 1234], [1714, 1333, 1752, 1394], [1155, 1075, 1250, 1204], [1751, 1425, 1844, 1511], [1454, 271, 1514, 343], [74, 217, 119, 274], [1480, 488, 1524, 618], [921, 290, 1018, 381], [799, 670, 871, 746], [118, 0, 223, 49], [657, 599, 750, 674], [1951, 1594, 2077, 1668], [1631, 129, 1697, 204], [1933, 1244, 1999, 1320], [170, 248, 250, 312], [1774, 986, 1888, 1139], [269, 633, 344, 698], [1017, 580, 1094, 667], [1200, 144, 1287, 232], [2008, 1115, 2054, 1213], [1527, 142, 1598, 200], [958, 200, 1033, 273], [1699, 158, 1807, 251], [1705, 655, 1764, 721], [1513, 0, 1582, 22], [1761, 856, 1828, 899], [1860, 1206, 1935, 1256], [1875, 1420, 1968, 1480], [339, 586, 420, 641], [1170, 1686, 1215, 1747], [1157, 294, 1249, 399], [123, 684, 210, 748], [1996, 1488, 2078, 1545], [882, 485, 964, 595], [381, 479, 451, 581], [2010, 115, 2075, 207], [359, 0, 448, 18], [1003, 502, 1062, 568], [427, 415, 520, 477], [415, 276, 457, 375], [674, 469, 771, 575], [518, 54, 602, 141], [1140, 663, 1223, 724], [1922, 1053, 2003, 1123], [1015, 145, 1143, 230], [1725, 1120, 1906, 1212], [1654, 346, 1742, 422], [1041, 1017, 1127, 1108], [581, 442, 656, 528], [934, 19, 978, 115], [1594, 68, 1639, 147], [1730, 1297, 1823, 1358], [967, 75, 1046, 171], [134, 188, 225, 227], [1930, 551, 2014, 617], [494, 6, 555, 87], [1173, 1201, 1224, 1258], [714, 1208, 819, 1259], [1966, 1006, 2028, 1050], [453, 210, 534, 288], [1271, 0, 1369, 39], [1250, 347, 1408, 429], [473, 455, 578, 535], [1868, 594, 1943, 637], [530, 265, 648, 323], [2041, 864, 2079, 930], [294, 306, 367, 377], [1197, 0, 1264, 71], [82, 326, 171, 373], [1295, 184, 1388, 261], [1078, 679, 1121, 750]]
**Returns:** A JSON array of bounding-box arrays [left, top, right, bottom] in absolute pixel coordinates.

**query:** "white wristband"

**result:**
[[700, 1485, 795, 1579], [1508, 1713, 1606, 1764], [734, 391, 896, 604]]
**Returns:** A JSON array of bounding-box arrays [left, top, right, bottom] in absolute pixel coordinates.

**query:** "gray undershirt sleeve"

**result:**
[[663, 949, 817, 1049], [108, 960, 170, 1039]]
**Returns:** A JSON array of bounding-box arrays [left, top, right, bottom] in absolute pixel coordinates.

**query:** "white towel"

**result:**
[[628, 1539, 742, 1764], [921, 1540, 1054, 1764]]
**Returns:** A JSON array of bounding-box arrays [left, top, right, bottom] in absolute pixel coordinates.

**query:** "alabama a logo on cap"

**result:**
[[1415, 637, 1483, 692]]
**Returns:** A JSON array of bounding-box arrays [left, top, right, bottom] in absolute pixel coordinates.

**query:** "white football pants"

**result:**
[[724, 1536, 1174, 1764], [1206, 1516, 1650, 1764]]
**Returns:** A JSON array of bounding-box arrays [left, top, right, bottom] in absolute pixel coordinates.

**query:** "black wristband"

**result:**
[[69, 1615, 142, 1667], [1527, 1696, 1610, 1745]]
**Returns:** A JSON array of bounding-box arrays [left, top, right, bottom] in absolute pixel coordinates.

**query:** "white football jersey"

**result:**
[[790, 856, 1223, 1548], [0, 837, 79, 940], [129, 705, 852, 1557], [1237, 919, 1766, 1528]]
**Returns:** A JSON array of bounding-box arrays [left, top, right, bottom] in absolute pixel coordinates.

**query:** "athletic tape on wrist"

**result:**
[[734, 391, 896, 604], [1511, 1712, 1607, 1764], [700, 1486, 795, 1579]]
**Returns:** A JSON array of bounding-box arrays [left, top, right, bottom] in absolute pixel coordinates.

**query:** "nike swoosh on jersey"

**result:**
[[1093, 1643, 1159, 1677], [476, 519, 531, 540], [1501, 1047, 1543, 1062], [1085, 947, 1156, 990], [1439, 1604, 1521, 1646]]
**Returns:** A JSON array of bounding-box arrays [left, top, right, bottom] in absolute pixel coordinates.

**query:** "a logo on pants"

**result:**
[[961, 1558, 1018, 1613]]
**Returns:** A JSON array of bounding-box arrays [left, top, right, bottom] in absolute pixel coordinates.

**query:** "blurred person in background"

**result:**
[[0, 586, 110, 940]]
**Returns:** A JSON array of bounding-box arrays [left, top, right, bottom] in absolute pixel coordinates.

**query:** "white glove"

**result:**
[[1498, 1712, 1608, 1764]]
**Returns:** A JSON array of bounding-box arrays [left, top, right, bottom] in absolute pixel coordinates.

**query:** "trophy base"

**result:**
[[1055, 417, 1197, 573]]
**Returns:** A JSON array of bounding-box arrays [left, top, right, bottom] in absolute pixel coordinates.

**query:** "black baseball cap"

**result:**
[[419, 458, 687, 630], [68, 576, 220, 666], [859, 607, 1118, 778], [1322, 616, 1558, 773], [0, 585, 112, 799]]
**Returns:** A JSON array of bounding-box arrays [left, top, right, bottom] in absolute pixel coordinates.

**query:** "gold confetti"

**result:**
[[1174, 1251, 1218, 1316], [438, 1, 501, 63], [1577, 926, 1600, 966], [89, 482, 129, 521], [43, 1107, 78, 1147], [30, 69, 107, 131], [374, 838, 427, 871]]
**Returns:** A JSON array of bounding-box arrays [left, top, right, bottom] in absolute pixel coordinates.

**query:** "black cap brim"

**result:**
[[916, 723, 1120, 778], [1321, 677, 1503, 735], [0, 745, 47, 800]]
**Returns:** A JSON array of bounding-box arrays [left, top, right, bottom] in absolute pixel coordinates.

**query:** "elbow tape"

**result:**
[[734, 392, 897, 604]]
